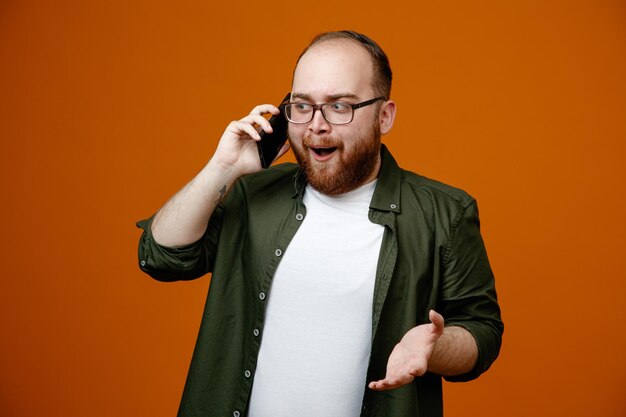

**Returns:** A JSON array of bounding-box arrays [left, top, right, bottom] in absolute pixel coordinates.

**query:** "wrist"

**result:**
[[206, 156, 245, 183]]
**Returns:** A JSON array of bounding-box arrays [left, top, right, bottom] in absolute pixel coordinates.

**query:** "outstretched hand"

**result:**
[[368, 310, 445, 391]]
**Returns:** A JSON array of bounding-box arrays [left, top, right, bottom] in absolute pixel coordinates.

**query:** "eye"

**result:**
[[329, 102, 351, 113], [293, 102, 313, 112]]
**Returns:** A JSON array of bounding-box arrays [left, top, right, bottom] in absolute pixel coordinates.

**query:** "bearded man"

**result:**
[[137, 31, 503, 417]]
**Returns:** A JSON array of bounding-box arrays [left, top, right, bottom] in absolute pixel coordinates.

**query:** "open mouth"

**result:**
[[311, 147, 337, 157]]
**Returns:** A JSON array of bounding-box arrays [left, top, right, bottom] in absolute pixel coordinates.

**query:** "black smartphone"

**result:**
[[257, 93, 291, 169]]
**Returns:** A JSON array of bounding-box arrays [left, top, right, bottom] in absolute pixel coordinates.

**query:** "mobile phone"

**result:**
[[257, 93, 291, 169]]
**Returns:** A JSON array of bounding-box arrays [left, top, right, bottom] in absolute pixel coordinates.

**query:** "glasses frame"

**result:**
[[283, 96, 386, 125]]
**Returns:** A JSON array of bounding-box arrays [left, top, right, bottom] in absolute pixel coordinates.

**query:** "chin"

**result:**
[[293, 142, 381, 196]]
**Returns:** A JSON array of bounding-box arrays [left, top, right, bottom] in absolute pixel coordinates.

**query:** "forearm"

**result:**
[[427, 325, 478, 376], [151, 158, 241, 247], [148, 102, 288, 247]]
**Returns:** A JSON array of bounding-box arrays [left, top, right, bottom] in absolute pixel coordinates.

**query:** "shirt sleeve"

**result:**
[[135, 203, 225, 282], [439, 199, 504, 382]]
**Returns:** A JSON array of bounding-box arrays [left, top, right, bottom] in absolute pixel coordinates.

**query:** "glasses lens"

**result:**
[[285, 103, 314, 123], [322, 102, 353, 124], [284, 101, 356, 124]]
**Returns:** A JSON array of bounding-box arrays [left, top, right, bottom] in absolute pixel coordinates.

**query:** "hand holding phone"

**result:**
[[257, 93, 291, 169]]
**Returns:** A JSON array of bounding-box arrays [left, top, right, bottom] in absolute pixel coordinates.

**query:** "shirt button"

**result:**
[[253, 328, 260, 337], [244, 370, 251, 378], [233, 412, 240, 417], [390, 203, 397, 209], [140, 260, 146, 267], [275, 248, 282, 257], [295, 213, 304, 221], [259, 292, 266, 300]]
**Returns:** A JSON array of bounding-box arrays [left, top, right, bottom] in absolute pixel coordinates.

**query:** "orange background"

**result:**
[[1, 1, 625, 416]]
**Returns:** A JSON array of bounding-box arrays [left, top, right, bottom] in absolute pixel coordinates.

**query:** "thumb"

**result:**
[[429, 309, 445, 333]]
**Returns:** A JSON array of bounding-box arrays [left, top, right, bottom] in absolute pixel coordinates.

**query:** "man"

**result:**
[[137, 31, 503, 417]]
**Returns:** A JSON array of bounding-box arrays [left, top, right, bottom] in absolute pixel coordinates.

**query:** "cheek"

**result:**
[[288, 124, 305, 139], [343, 125, 367, 145]]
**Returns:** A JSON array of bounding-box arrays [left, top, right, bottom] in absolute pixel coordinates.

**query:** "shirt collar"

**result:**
[[292, 144, 402, 213], [370, 144, 401, 213]]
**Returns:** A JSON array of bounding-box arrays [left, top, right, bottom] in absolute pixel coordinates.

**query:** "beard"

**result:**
[[289, 121, 382, 196]]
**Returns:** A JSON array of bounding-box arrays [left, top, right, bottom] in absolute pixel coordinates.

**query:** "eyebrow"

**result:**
[[291, 92, 360, 101]]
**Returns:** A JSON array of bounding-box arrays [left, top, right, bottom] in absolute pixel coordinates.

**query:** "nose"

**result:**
[[307, 107, 331, 135]]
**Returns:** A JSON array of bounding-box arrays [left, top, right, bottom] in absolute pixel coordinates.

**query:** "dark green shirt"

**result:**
[[137, 145, 503, 417]]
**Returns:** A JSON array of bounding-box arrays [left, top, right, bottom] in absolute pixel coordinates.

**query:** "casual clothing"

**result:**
[[248, 181, 383, 417], [137, 145, 504, 417]]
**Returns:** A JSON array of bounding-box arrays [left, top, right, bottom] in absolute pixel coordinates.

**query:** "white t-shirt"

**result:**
[[248, 180, 385, 417]]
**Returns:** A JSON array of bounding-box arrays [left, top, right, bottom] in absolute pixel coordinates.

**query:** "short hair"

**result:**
[[294, 31, 393, 99]]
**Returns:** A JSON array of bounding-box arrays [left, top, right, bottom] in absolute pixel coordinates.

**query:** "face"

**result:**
[[288, 40, 385, 196]]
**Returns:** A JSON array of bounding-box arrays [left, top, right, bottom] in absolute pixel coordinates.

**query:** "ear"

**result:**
[[378, 100, 396, 135]]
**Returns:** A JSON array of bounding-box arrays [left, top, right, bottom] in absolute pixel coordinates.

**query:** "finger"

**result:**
[[368, 380, 378, 390], [239, 114, 274, 134], [229, 121, 261, 141], [429, 309, 445, 332], [249, 104, 280, 116], [408, 363, 428, 377], [369, 377, 404, 391], [368, 379, 391, 390]]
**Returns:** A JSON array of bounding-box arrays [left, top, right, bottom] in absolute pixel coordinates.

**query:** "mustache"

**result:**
[[302, 134, 342, 149]]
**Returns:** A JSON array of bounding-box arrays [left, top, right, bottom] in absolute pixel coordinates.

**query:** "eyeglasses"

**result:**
[[283, 96, 386, 125]]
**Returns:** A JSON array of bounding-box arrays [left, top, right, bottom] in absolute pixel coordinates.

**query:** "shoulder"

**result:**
[[391, 169, 483, 250], [239, 162, 298, 186], [230, 162, 300, 201], [399, 169, 475, 209], [394, 169, 479, 234], [378, 146, 475, 214]]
